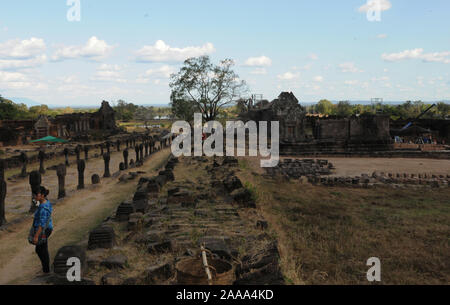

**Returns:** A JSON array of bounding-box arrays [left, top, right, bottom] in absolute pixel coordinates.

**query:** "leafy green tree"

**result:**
[[436, 102, 450, 119], [336, 101, 353, 117], [134, 106, 155, 127], [315, 99, 334, 115], [170, 92, 196, 122], [170, 56, 247, 121], [113, 100, 138, 121]]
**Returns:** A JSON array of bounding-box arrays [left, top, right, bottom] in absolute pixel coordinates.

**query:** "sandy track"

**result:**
[[0, 148, 170, 285], [325, 157, 450, 177]]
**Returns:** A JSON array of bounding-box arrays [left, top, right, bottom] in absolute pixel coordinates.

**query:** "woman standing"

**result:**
[[31, 186, 53, 274]]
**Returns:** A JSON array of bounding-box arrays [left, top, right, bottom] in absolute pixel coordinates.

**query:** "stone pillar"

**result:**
[[106, 141, 111, 154], [20, 152, 28, 177], [29, 171, 41, 213], [64, 148, 70, 167], [139, 144, 144, 163], [38, 150, 46, 174], [84, 145, 89, 161], [123, 149, 129, 170], [77, 160, 85, 190], [100, 143, 104, 156], [103, 153, 111, 178], [0, 160, 6, 226], [57, 164, 66, 199], [116, 140, 121, 152], [135, 146, 140, 164], [144, 141, 149, 158], [75, 145, 81, 162]]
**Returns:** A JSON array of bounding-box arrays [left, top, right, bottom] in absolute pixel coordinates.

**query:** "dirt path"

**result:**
[[0, 148, 170, 285], [4, 145, 154, 220], [325, 157, 450, 177]]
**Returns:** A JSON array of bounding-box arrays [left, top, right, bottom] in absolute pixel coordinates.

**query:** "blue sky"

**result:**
[[0, 0, 449, 106]]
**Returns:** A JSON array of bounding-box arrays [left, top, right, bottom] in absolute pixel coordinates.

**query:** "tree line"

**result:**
[[308, 99, 450, 120], [0, 95, 94, 120]]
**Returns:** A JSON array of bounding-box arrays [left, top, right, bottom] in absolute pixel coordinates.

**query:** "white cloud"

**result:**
[[377, 34, 387, 39], [277, 71, 300, 80], [339, 62, 363, 73], [91, 64, 126, 83], [313, 76, 323, 82], [381, 48, 450, 63], [0, 70, 47, 90], [0, 55, 47, 70], [52, 36, 114, 61], [0, 71, 27, 82], [243, 55, 272, 67], [144, 65, 175, 78], [358, 0, 392, 13], [0, 37, 47, 70], [249, 68, 267, 75], [0, 37, 46, 59], [135, 40, 215, 63]]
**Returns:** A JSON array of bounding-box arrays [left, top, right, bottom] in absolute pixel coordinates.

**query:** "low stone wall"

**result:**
[[306, 172, 449, 189], [280, 148, 450, 159], [264, 158, 334, 179]]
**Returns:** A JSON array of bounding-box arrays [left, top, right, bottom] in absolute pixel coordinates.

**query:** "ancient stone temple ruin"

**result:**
[[240, 92, 393, 154], [0, 101, 118, 146]]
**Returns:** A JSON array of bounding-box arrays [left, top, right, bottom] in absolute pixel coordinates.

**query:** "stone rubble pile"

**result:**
[[308, 171, 450, 188], [36, 154, 284, 285], [265, 158, 334, 179]]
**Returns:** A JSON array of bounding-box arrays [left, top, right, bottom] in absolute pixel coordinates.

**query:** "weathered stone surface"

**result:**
[[127, 212, 144, 231], [53, 245, 86, 277], [168, 190, 195, 205], [230, 188, 256, 208], [159, 170, 175, 182], [103, 153, 111, 178], [224, 175, 243, 192], [144, 261, 174, 284], [148, 240, 173, 254], [115, 201, 135, 221], [234, 241, 284, 285], [56, 164, 66, 199], [198, 236, 232, 260], [101, 272, 122, 285], [91, 174, 100, 185], [133, 199, 149, 214], [88, 225, 116, 250], [77, 160, 85, 190], [256, 220, 268, 230], [100, 254, 128, 269]]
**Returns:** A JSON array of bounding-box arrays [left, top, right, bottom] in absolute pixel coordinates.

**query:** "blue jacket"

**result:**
[[33, 200, 53, 230]]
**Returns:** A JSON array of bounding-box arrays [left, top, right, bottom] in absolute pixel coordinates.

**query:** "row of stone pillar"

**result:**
[[1, 135, 163, 223]]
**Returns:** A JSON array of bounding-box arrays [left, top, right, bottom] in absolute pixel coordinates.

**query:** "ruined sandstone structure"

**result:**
[[0, 101, 117, 146], [240, 92, 393, 154]]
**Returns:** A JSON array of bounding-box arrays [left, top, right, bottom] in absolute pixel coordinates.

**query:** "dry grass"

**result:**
[[236, 158, 450, 285]]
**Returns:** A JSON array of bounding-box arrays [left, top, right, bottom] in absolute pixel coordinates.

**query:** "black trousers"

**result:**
[[35, 229, 52, 273]]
